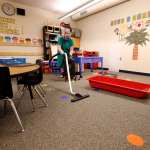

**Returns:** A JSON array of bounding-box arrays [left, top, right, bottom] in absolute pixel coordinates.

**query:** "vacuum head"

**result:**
[[71, 93, 90, 102]]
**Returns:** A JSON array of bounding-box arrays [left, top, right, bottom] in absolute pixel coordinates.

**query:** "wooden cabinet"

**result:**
[[72, 37, 80, 48], [43, 26, 60, 60]]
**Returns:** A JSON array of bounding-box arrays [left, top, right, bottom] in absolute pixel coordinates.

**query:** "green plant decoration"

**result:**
[[125, 29, 149, 60]]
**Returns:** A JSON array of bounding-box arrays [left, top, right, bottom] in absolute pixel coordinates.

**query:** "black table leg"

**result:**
[[28, 85, 33, 99], [27, 85, 35, 111], [4, 101, 7, 116]]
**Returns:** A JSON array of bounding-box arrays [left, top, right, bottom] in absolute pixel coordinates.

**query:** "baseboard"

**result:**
[[119, 70, 150, 76], [99, 67, 109, 70]]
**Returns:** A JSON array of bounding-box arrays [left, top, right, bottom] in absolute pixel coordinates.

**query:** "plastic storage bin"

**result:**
[[87, 75, 150, 99]]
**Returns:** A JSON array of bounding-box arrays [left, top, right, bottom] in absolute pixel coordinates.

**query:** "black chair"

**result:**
[[35, 59, 47, 96], [0, 67, 24, 132], [36, 59, 43, 65], [17, 65, 48, 111]]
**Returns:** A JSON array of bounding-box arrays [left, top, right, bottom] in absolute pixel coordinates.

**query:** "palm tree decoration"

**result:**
[[125, 29, 149, 60]]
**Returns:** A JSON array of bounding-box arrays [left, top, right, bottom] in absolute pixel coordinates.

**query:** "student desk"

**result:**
[[9, 64, 39, 76], [74, 56, 104, 77]]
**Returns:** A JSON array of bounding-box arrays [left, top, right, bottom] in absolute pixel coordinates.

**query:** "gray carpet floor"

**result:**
[[0, 71, 150, 150]]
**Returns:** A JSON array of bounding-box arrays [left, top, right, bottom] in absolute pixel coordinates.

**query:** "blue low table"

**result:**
[[74, 56, 104, 77]]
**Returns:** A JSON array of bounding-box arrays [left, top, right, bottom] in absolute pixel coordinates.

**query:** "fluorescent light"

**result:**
[[59, 0, 104, 20]]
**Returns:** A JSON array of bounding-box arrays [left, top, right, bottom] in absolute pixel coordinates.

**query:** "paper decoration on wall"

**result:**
[[132, 15, 137, 21], [12, 36, 19, 43], [148, 11, 150, 17], [111, 10, 150, 60], [137, 14, 142, 20], [146, 20, 150, 27], [19, 38, 25, 44], [25, 38, 31, 44], [121, 18, 125, 24], [111, 11, 150, 26], [38, 39, 42, 45], [142, 12, 147, 19], [5, 36, 11, 43], [32, 38, 38, 45], [32, 38, 43, 45], [126, 16, 131, 23], [0, 35, 42, 47]]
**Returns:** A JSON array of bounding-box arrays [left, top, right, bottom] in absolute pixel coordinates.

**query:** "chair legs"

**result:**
[[16, 86, 26, 109], [15, 85, 26, 99], [15, 85, 35, 112], [36, 85, 45, 98], [16, 84, 48, 111], [38, 84, 46, 96], [33, 87, 48, 107], [6, 98, 24, 132]]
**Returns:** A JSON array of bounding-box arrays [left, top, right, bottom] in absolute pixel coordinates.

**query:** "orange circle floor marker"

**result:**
[[127, 134, 144, 147]]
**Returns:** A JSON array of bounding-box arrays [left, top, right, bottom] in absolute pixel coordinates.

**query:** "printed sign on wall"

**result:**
[[0, 16, 21, 35]]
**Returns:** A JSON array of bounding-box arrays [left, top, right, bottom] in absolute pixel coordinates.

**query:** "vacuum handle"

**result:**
[[64, 53, 75, 95]]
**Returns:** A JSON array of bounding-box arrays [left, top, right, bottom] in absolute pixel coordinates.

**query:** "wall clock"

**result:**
[[1, 3, 15, 16]]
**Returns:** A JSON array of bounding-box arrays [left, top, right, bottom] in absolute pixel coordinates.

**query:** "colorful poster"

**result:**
[[111, 10, 150, 60]]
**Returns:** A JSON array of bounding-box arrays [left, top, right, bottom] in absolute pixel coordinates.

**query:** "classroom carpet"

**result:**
[[0, 72, 150, 150]]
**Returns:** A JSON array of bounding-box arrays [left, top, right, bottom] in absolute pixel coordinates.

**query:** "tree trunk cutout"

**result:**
[[133, 44, 138, 60]]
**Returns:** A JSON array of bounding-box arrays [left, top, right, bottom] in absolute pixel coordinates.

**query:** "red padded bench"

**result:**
[[87, 76, 150, 99]]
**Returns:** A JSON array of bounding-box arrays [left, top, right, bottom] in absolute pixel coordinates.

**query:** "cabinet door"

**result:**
[[72, 38, 80, 48], [50, 44, 58, 56]]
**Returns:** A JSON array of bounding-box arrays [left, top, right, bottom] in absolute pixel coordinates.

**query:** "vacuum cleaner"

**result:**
[[49, 53, 90, 102]]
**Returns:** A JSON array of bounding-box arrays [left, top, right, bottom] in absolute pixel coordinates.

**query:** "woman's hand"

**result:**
[[70, 51, 73, 56], [58, 45, 64, 54], [70, 46, 74, 56], [60, 50, 64, 54]]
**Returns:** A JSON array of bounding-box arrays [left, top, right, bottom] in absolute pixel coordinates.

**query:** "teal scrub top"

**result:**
[[57, 37, 74, 67]]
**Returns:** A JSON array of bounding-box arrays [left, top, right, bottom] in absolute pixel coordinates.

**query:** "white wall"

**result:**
[[77, 0, 150, 73], [0, 0, 76, 63]]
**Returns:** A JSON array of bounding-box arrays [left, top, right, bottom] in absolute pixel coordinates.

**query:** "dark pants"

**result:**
[[63, 57, 76, 79]]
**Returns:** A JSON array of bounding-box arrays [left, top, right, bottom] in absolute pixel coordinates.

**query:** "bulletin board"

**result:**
[[0, 16, 43, 47]]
